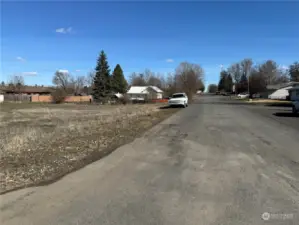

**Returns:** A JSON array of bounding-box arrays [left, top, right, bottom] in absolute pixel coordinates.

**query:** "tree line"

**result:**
[[2, 50, 206, 102], [53, 50, 205, 101], [208, 59, 299, 94], [129, 64, 205, 98], [51, 50, 128, 102]]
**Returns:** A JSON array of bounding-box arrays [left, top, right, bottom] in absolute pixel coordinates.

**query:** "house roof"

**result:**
[[267, 82, 299, 90], [289, 86, 299, 91], [127, 86, 163, 94], [127, 86, 148, 94], [149, 86, 163, 93]]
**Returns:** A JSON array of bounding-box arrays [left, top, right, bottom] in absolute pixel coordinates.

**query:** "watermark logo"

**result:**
[[262, 212, 294, 221], [262, 212, 270, 221]]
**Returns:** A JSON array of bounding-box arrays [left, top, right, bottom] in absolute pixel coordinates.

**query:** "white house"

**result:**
[[268, 82, 299, 100], [127, 86, 163, 100]]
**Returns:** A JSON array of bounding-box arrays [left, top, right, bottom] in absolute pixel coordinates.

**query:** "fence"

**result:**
[[3, 94, 31, 102], [2, 94, 92, 103], [151, 99, 168, 103], [31, 95, 92, 103]]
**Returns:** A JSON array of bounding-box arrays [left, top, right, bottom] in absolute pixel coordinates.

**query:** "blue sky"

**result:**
[[1, 1, 299, 87]]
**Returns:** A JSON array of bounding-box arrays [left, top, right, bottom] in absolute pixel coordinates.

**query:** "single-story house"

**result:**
[[0, 90, 4, 103], [268, 82, 299, 100], [127, 86, 163, 100]]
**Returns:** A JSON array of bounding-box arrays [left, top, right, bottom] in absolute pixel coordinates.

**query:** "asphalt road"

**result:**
[[1, 96, 299, 225]]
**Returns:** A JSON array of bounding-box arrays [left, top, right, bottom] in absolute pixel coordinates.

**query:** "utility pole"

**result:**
[[247, 71, 250, 97]]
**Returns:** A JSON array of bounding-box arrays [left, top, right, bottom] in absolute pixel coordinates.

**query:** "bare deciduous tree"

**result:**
[[71, 75, 86, 95], [289, 62, 299, 82], [53, 71, 87, 95], [143, 69, 153, 84], [53, 71, 70, 91], [240, 58, 253, 78], [257, 60, 279, 85], [9, 75, 25, 93], [86, 71, 95, 87], [129, 72, 147, 86], [175, 62, 204, 98], [228, 63, 242, 84], [147, 74, 163, 88], [274, 67, 289, 84]]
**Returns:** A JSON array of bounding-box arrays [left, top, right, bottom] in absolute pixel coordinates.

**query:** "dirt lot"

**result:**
[[0, 102, 179, 193]]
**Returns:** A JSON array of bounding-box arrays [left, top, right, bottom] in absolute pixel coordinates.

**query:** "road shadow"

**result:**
[[273, 112, 299, 118], [265, 103, 293, 107], [159, 105, 183, 109]]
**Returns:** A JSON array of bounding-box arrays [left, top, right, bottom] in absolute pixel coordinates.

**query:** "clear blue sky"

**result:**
[[1, 1, 299, 87]]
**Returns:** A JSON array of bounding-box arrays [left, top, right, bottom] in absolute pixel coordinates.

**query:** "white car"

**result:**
[[237, 93, 249, 99], [292, 101, 299, 115], [168, 93, 188, 108]]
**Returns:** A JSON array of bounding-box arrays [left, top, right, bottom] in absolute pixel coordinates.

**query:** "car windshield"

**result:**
[[172, 94, 185, 98]]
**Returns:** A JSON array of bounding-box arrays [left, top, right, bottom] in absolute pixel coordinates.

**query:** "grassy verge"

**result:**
[[233, 98, 291, 103], [0, 103, 180, 194]]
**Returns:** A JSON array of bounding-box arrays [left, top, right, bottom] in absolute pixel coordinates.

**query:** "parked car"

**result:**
[[168, 93, 188, 108], [252, 93, 261, 99], [222, 92, 232, 96], [292, 101, 299, 115], [237, 93, 249, 99]]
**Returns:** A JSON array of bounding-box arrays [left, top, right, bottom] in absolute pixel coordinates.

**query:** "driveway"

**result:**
[[1, 95, 299, 225]]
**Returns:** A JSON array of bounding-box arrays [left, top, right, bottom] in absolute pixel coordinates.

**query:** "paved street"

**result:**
[[1, 96, 299, 225]]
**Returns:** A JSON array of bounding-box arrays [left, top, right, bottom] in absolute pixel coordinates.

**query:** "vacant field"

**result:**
[[0, 102, 179, 193]]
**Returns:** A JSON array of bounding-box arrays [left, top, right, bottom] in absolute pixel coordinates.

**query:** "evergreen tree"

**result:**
[[111, 64, 128, 93], [289, 61, 299, 82], [218, 70, 227, 91], [92, 50, 111, 101], [197, 79, 205, 92], [239, 72, 248, 93], [218, 70, 234, 92], [225, 74, 233, 92]]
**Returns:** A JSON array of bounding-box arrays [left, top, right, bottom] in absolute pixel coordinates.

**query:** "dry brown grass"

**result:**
[[0, 102, 179, 193], [248, 99, 291, 103]]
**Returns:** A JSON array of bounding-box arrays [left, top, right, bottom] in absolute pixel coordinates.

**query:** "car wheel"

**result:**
[[182, 104, 186, 108], [292, 106, 297, 114]]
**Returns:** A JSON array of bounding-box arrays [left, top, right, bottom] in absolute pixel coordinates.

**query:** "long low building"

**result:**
[[267, 82, 299, 100]]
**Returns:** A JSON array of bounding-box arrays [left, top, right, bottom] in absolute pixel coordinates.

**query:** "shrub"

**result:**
[[119, 94, 130, 105], [51, 89, 67, 104]]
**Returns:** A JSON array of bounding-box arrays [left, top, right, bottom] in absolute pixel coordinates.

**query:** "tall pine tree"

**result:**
[[289, 61, 299, 82], [111, 64, 128, 93], [225, 74, 233, 92], [92, 50, 111, 101], [239, 72, 248, 93], [218, 70, 227, 91], [218, 70, 233, 92]]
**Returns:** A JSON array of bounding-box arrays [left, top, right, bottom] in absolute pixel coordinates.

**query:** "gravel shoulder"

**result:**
[[0, 103, 179, 194]]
